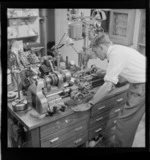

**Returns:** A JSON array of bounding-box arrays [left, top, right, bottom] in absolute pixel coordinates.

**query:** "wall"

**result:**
[[54, 9, 142, 70]]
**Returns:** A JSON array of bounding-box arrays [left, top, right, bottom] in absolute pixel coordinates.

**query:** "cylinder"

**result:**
[[69, 21, 83, 40], [66, 56, 69, 69], [78, 52, 83, 68]]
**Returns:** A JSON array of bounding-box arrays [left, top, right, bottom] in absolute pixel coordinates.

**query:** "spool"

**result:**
[[8, 91, 17, 102], [8, 91, 17, 98], [12, 99, 28, 112]]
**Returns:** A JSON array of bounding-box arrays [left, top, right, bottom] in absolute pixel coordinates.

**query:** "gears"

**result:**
[[70, 91, 84, 104], [91, 65, 97, 73]]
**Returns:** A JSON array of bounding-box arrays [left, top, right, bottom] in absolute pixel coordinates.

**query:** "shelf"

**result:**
[[138, 43, 145, 47], [8, 16, 38, 19], [116, 25, 127, 29], [8, 35, 38, 40]]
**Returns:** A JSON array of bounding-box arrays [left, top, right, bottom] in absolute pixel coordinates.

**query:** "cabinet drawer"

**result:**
[[41, 120, 88, 147], [114, 92, 127, 107], [40, 111, 89, 138], [90, 105, 122, 128], [53, 131, 88, 148], [90, 106, 121, 126], [91, 97, 114, 117], [91, 92, 127, 117], [89, 116, 117, 140]]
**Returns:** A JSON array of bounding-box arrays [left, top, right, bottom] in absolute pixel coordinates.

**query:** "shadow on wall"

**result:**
[[88, 58, 108, 70]]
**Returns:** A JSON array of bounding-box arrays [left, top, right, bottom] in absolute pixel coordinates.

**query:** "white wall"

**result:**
[[55, 9, 142, 70]]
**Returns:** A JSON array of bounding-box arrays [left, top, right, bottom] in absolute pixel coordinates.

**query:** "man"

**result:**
[[74, 33, 146, 147]]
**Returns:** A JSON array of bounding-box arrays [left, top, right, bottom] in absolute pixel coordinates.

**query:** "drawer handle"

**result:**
[[98, 106, 105, 111], [74, 138, 82, 144], [50, 137, 59, 144], [75, 126, 83, 132], [115, 108, 121, 113], [65, 119, 69, 123], [95, 128, 102, 133], [96, 117, 103, 122], [117, 98, 123, 103]]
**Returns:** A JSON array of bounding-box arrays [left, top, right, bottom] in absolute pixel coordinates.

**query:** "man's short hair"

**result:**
[[90, 33, 112, 48]]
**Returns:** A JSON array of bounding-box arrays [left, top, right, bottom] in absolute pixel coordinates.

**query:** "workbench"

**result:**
[[8, 84, 129, 147]]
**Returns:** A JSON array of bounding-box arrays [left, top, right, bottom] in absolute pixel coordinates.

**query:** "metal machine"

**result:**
[[27, 56, 105, 115], [9, 9, 107, 116], [67, 9, 106, 69]]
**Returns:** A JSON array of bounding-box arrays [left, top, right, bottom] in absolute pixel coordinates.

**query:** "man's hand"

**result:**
[[72, 102, 92, 112]]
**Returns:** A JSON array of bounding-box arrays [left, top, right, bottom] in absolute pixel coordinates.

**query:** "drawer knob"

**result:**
[[96, 117, 103, 122], [114, 120, 117, 124], [75, 126, 83, 132], [114, 108, 121, 113], [50, 137, 59, 144], [117, 98, 123, 102], [65, 120, 69, 123], [74, 138, 82, 144], [98, 106, 105, 111], [95, 128, 102, 133]]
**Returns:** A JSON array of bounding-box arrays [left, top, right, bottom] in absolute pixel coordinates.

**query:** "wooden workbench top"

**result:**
[[8, 84, 129, 131]]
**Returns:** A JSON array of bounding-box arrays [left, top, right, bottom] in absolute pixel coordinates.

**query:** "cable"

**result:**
[[71, 45, 78, 54], [57, 33, 66, 47]]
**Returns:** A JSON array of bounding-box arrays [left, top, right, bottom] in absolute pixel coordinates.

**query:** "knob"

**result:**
[[53, 106, 57, 113], [60, 105, 66, 112]]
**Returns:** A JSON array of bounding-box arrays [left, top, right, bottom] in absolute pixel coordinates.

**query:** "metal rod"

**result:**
[[46, 90, 63, 98], [66, 56, 69, 69], [71, 45, 78, 54], [57, 33, 66, 47]]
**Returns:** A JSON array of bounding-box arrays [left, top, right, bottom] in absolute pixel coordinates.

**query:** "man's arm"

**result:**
[[72, 81, 114, 112], [90, 81, 114, 105]]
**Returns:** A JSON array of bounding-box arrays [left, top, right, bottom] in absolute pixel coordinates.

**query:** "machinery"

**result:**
[[9, 9, 107, 117], [27, 56, 105, 115], [67, 9, 106, 69]]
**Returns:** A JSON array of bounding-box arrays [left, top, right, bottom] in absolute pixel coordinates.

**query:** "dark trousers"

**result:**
[[115, 83, 145, 147]]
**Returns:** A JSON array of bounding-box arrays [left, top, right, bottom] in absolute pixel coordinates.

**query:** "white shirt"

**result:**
[[104, 45, 146, 84]]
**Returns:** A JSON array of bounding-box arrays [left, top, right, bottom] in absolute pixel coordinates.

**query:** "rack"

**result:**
[[8, 35, 38, 40], [7, 9, 40, 43]]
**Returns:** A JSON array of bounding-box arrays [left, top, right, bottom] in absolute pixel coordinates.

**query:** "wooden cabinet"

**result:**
[[7, 9, 40, 43], [40, 111, 89, 138], [89, 92, 127, 141], [137, 10, 145, 55], [41, 119, 89, 147], [109, 9, 136, 46], [8, 85, 129, 148], [40, 111, 90, 147]]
